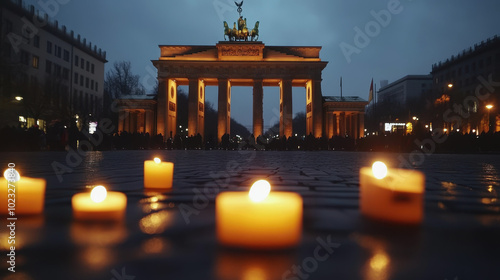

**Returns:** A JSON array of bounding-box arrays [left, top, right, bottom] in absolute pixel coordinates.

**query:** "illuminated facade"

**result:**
[[151, 41, 328, 141], [323, 96, 368, 139], [0, 0, 107, 131], [431, 35, 500, 133]]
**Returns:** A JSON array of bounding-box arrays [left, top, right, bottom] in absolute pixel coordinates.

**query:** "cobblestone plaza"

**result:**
[[1, 150, 499, 279]]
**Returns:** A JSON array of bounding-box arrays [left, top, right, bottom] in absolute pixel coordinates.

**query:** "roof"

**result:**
[[323, 96, 367, 102], [119, 94, 156, 100]]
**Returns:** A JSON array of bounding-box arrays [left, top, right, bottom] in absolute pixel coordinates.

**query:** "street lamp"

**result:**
[[486, 104, 494, 132], [447, 83, 453, 89], [15, 96, 23, 101]]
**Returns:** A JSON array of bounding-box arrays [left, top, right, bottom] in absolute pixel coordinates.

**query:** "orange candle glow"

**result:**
[[72, 186, 127, 221], [360, 161, 425, 224], [216, 180, 302, 249], [144, 158, 174, 189], [1, 169, 46, 215]]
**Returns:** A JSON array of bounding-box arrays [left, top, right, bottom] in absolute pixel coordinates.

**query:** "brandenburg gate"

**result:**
[[153, 42, 328, 141], [117, 3, 366, 142]]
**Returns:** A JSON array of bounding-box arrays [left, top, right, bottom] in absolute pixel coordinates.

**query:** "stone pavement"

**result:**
[[1, 150, 499, 280]]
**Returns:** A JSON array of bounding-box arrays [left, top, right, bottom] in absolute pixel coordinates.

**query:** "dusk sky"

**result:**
[[21, 0, 500, 131]]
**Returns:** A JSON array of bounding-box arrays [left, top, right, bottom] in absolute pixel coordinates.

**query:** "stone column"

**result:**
[[218, 79, 230, 142], [312, 79, 323, 138], [188, 79, 199, 137], [335, 113, 340, 136], [118, 110, 126, 132], [166, 79, 177, 138], [280, 79, 293, 138], [346, 114, 351, 137], [328, 112, 334, 139], [358, 112, 365, 138], [145, 110, 154, 135], [306, 81, 313, 136], [253, 79, 264, 137], [130, 111, 137, 133], [352, 113, 359, 139], [198, 80, 205, 139], [156, 79, 167, 138], [339, 112, 346, 137]]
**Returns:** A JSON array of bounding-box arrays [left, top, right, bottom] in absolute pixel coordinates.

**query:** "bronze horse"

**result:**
[[249, 21, 259, 41], [224, 20, 258, 41]]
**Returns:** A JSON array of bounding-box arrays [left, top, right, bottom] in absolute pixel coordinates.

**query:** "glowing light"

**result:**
[[370, 252, 390, 271], [443, 128, 448, 132], [154, 157, 161, 164], [488, 185, 493, 193], [243, 266, 267, 280], [486, 104, 493, 110], [90, 185, 107, 203], [448, 83, 453, 88], [372, 162, 388, 180], [249, 180, 271, 202], [15, 96, 23, 101], [3, 169, 20, 182]]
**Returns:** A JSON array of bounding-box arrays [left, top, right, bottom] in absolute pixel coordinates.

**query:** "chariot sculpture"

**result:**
[[223, 1, 259, 42]]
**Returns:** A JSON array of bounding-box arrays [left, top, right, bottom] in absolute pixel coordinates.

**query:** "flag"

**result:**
[[369, 78, 373, 103], [340, 76, 343, 98]]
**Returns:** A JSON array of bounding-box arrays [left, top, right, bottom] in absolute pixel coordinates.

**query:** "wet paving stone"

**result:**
[[0, 150, 499, 279]]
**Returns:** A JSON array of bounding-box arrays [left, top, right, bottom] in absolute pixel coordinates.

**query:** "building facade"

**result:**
[[0, 0, 106, 131], [431, 35, 500, 133], [323, 96, 368, 139]]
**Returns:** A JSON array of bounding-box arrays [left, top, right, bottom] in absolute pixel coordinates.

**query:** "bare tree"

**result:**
[[104, 61, 145, 99]]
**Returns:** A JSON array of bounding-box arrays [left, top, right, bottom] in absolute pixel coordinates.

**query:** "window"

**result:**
[[86, 61, 89, 72], [91, 64, 95, 74], [465, 65, 469, 73], [21, 51, 30, 65], [62, 68, 69, 80], [46, 41, 52, 54], [471, 62, 476, 72], [32, 55, 39, 69], [95, 82, 98, 91], [54, 64, 61, 77], [34, 35, 40, 48], [80, 76, 83, 86], [91, 80, 94, 90], [75, 55, 79, 66], [63, 50, 70, 62], [458, 67, 462, 76], [80, 58, 84, 69], [55, 45, 62, 58], [74, 73, 78, 84], [85, 77, 89, 88], [46, 60, 52, 74]]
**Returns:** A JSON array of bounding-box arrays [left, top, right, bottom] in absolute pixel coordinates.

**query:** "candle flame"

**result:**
[[372, 161, 388, 180], [249, 180, 271, 202], [91, 185, 107, 203], [3, 169, 20, 182], [154, 157, 161, 164]]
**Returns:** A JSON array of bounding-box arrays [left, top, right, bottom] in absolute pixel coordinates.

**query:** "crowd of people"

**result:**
[[1, 124, 500, 153]]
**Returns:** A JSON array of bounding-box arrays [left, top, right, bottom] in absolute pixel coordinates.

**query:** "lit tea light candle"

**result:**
[[360, 161, 425, 224], [1, 170, 46, 215], [144, 157, 174, 189], [216, 180, 302, 249], [72, 185, 127, 221]]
